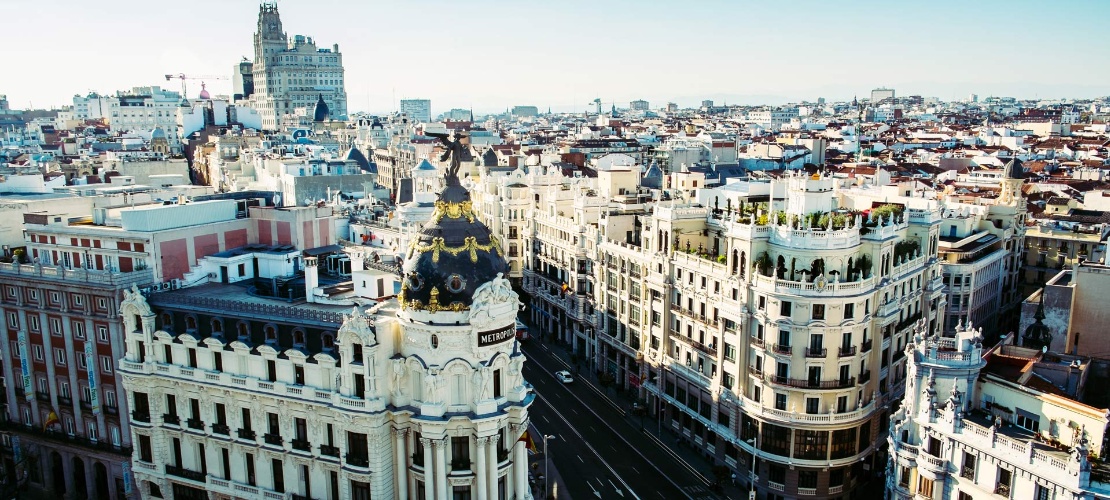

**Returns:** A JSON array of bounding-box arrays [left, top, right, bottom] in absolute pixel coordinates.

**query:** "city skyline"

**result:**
[[3, 0, 1110, 114]]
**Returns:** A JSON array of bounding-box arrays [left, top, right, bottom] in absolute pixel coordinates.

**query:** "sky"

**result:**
[[2, 0, 1109, 115]]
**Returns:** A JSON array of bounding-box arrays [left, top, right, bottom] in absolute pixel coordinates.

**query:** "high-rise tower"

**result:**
[[248, 2, 347, 130]]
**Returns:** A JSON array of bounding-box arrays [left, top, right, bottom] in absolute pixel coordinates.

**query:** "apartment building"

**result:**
[[119, 168, 533, 499], [887, 328, 1109, 499]]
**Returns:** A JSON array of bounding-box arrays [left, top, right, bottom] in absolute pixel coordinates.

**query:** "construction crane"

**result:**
[[164, 73, 228, 98], [590, 98, 602, 115]]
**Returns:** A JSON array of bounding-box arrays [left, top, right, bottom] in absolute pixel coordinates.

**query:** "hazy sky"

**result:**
[[2, 0, 1108, 114]]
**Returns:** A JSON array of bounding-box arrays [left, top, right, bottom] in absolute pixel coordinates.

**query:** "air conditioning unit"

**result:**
[[161, 282, 172, 291], [207, 272, 218, 279], [170, 279, 181, 290]]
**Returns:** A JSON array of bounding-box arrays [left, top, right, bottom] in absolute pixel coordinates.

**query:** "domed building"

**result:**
[[119, 161, 533, 499]]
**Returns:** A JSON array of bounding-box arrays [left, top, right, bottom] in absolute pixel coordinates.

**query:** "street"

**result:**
[[522, 339, 721, 500]]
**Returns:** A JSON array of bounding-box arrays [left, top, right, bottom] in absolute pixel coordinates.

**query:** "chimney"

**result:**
[[304, 256, 319, 303]]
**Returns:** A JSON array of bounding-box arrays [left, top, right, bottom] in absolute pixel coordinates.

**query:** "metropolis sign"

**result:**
[[478, 325, 515, 347]]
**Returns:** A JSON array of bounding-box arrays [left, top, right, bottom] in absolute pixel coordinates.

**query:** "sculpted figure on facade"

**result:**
[[391, 358, 406, 398]]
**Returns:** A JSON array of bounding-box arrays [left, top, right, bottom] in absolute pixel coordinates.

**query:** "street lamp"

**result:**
[[747, 436, 758, 500], [543, 434, 555, 499]]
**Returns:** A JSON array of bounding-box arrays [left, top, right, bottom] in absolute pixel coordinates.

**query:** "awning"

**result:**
[[303, 244, 343, 256]]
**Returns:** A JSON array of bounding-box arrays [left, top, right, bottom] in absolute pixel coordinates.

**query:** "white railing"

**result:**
[[752, 273, 876, 297]]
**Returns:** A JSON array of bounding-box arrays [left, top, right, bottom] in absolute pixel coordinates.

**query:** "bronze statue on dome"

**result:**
[[428, 131, 471, 182]]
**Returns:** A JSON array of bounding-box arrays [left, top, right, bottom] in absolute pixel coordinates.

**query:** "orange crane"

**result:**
[[164, 73, 228, 98]]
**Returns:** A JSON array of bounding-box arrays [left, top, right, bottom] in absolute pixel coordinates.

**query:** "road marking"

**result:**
[[541, 415, 550, 424], [609, 479, 625, 497], [588, 480, 602, 499], [533, 392, 642, 500], [524, 348, 703, 499], [631, 466, 639, 474], [578, 455, 585, 463], [571, 408, 578, 415]]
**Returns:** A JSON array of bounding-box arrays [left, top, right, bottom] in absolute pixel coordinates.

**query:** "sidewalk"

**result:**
[[528, 421, 571, 500], [528, 334, 745, 500]]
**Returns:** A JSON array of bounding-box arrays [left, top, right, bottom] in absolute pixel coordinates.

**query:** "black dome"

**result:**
[[313, 94, 330, 122], [400, 177, 507, 312]]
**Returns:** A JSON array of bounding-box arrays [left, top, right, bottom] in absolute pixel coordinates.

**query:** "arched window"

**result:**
[[211, 319, 223, 335], [292, 330, 305, 347], [237, 322, 249, 340], [161, 313, 173, 332], [184, 316, 197, 332], [739, 251, 747, 280], [322, 333, 335, 351], [731, 249, 739, 275], [264, 325, 277, 344]]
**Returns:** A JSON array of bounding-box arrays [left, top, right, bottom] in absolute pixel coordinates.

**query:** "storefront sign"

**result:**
[[478, 325, 515, 347]]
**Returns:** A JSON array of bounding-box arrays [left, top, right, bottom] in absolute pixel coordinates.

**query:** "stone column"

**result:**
[[434, 439, 448, 500], [514, 433, 528, 500], [60, 451, 75, 500], [475, 437, 489, 500], [83, 456, 96, 500], [487, 435, 499, 500], [420, 437, 434, 500], [393, 428, 408, 500]]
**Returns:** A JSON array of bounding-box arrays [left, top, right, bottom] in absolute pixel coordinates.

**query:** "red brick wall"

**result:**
[[193, 234, 220, 263], [303, 221, 315, 248], [225, 228, 248, 250], [160, 238, 190, 280], [276, 222, 291, 245], [257, 220, 272, 246]]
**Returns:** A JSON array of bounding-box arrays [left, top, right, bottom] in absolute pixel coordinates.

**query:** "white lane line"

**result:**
[[578, 455, 585, 463], [534, 392, 642, 500]]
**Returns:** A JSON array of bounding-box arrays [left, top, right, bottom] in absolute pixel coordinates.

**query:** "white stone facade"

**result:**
[[119, 263, 533, 498]]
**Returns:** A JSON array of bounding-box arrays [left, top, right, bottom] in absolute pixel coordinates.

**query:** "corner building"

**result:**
[[624, 173, 946, 499], [120, 171, 532, 498]]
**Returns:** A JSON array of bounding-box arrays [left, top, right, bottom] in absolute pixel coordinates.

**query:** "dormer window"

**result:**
[[161, 313, 173, 332], [322, 333, 335, 351], [211, 319, 223, 337], [237, 322, 250, 340], [264, 325, 278, 345], [185, 316, 197, 332], [430, 334, 439, 349], [446, 274, 466, 294], [293, 330, 305, 347]]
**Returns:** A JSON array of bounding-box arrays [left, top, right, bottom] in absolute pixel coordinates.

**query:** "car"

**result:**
[[554, 370, 574, 384]]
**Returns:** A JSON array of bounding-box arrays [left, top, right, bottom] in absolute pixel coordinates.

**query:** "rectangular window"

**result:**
[[996, 468, 1012, 496], [272, 458, 285, 493], [245, 453, 256, 486], [54, 348, 66, 366], [101, 356, 113, 374], [812, 304, 825, 320], [780, 301, 791, 317], [73, 322, 84, 339], [805, 397, 819, 414], [844, 303, 854, 319], [1016, 409, 1040, 433], [917, 477, 934, 498], [33, 345, 43, 361], [139, 435, 153, 462], [724, 344, 736, 362], [962, 452, 976, 479]]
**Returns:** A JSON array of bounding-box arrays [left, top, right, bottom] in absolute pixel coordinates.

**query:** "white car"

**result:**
[[555, 370, 574, 384]]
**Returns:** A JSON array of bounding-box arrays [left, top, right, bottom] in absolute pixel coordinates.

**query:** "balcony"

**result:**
[[451, 459, 472, 472], [771, 344, 792, 355], [751, 336, 765, 348], [345, 454, 369, 468], [839, 346, 857, 357], [36, 391, 51, 403], [163, 414, 181, 426], [320, 444, 340, 458], [0, 420, 132, 457], [960, 466, 974, 480], [292, 439, 311, 452], [994, 483, 1010, 496], [748, 367, 763, 378], [132, 411, 151, 423], [264, 433, 283, 446], [58, 395, 73, 406], [862, 339, 873, 352], [187, 418, 205, 431], [212, 423, 230, 435], [166, 464, 207, 483], [805, 347, 827, 358], [859, 371, 872, 383], [237, 429, 256, 440], [766, 375, 855, 389]]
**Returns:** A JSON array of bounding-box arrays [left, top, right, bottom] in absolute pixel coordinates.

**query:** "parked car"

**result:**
[[555, 370, 574, 384]]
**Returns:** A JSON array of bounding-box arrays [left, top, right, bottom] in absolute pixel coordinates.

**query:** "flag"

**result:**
[[518, 429, 538, 454], [43, 410, 60, 432]]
